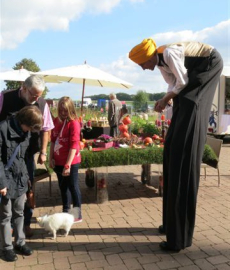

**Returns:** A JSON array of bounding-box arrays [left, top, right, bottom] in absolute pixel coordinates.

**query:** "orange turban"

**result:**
[[129, 38, 157, 64]]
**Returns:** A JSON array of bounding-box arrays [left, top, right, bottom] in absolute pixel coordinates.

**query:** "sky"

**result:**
[[0, 0, 229, 101]]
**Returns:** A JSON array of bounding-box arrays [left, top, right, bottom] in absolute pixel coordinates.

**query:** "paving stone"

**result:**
[[156, 259, 181, 269], [207, 255, 230, 265], [0, 145, 229, 270], [194, 258, 217, 270]]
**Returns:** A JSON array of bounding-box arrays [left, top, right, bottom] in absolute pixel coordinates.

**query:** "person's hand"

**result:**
[[0, 187, 7, 196], [62, 167, 70, 176], [154, 99, 168, 113], [37, 153, 47, 164]]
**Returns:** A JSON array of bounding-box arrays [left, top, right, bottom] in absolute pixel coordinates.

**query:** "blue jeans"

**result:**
[[54, 164, 82, 217], [24, 154, 34, 227]]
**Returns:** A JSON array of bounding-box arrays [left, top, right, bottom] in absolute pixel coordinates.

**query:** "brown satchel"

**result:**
[[26, 188, 35, 209]]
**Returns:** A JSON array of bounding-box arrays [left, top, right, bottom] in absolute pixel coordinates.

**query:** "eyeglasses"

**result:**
[[27, 88, 42, 99]]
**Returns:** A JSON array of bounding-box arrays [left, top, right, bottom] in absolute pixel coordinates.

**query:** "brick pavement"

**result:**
[[0, 144, 229, 270]]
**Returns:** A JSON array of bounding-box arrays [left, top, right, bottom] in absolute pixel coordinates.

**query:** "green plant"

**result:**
[[79, 144, 217, 169], [130, 118, 146, 135], [142, 122, 161, 136], [130, 119, 161, 136]]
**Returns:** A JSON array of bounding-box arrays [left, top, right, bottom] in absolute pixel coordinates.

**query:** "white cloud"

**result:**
[[0, 0, 136, 49], [1, 0, 229, 99], [101, 20, 230, 94], [151, 20, 230, 65]]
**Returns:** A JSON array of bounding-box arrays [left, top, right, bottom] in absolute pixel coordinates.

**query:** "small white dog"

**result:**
[[36, 207, 81, 239]]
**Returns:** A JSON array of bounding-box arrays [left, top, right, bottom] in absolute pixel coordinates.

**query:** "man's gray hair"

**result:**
[[109, 93, 116, 99], [24, 75, 45, 92]]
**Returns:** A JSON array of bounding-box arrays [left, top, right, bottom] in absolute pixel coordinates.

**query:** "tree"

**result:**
[[116, 92, 133, 101], [4, 58, 49, 98], [149, 92, 166, 101], [133, 90, 149, 112], [85, 94, 108, 100]]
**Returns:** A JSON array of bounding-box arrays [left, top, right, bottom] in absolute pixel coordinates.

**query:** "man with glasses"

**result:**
[[0, 75, 54, 237]]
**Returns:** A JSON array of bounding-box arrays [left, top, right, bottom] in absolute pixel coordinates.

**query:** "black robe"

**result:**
[[162, 48, 223, 250]]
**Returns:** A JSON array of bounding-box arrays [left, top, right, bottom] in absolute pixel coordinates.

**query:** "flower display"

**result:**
[[97, 134, 113, 142]]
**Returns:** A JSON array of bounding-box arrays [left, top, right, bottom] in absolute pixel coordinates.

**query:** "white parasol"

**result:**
[[36, 63, 133, 113], [0, 68, 34, 82]]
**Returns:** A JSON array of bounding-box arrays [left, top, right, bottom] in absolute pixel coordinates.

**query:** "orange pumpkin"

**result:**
[[122, 115, 132, 125], [119, 124, 128, 133], [79, 141, 85, 150], [144, 137, 153, 144], [121, 131, 130, 138]]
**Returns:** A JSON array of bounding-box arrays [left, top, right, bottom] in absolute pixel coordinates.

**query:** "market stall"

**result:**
[[82, 126, 110, 139], [82, 117, 110, 139]]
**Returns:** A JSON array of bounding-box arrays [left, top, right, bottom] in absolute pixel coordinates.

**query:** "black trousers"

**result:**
[[110, 125, 119, 137], [162, 49, 223, 250]]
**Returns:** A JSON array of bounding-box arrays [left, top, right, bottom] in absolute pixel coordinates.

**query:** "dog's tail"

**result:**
[[68, 207, 81, 219]]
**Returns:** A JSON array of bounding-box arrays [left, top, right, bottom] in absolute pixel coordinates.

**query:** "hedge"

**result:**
[[79, 144, 218, 169]]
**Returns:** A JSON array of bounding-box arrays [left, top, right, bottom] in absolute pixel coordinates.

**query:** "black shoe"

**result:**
[[3, 249, 18, 262], [14, 244, 33, 256], [158, 225, 166, 234], [159, 241, 181, 252]]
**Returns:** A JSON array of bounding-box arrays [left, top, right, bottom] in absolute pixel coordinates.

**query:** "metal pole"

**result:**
[[81, 78, 86, 115]]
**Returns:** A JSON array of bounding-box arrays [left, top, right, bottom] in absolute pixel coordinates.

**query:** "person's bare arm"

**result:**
[[37, 130, 49, 164], [62, 148, 77, 176]]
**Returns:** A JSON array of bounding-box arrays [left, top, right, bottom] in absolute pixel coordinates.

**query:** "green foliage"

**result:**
[[130, 118, 146, 134], [79, 144, 217, 169], [133, 90, 149, 112], [149, 92, 166, 101], [85, 92, 165, 102], [80, 147, 164, 168], [202, 144, 219, 167], [116, 93, 134, 101], [4, 58, 49, 98], [130, 119, 161, 136], [85, 92, 134, 101], [142, 122, 161, 136], [85, 94, 108, 100], [43, 141, 217, 172]]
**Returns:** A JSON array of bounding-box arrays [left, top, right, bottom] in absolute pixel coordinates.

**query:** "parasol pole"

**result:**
[[80, 61, 87, 116], [81, 78, 86, 115]]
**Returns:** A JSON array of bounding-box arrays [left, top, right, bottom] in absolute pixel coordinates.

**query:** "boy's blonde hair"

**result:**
[[58, 96, 78, 121]]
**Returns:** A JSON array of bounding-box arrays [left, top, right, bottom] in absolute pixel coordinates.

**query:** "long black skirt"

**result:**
[[162, 49, 223, 250]]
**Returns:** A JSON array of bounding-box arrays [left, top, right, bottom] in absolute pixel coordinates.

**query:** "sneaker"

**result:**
[[25, 226, 33, 238], [3, 249, 18, 262], [74, 218, 83, 223], [14, 244, 33, 256]]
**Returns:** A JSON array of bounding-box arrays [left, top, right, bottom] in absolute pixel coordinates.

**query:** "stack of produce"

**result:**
[[119, 115, 132, 138]]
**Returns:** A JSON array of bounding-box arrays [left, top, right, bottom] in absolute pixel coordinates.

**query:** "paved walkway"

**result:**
[[0, 144, 230, 270]]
